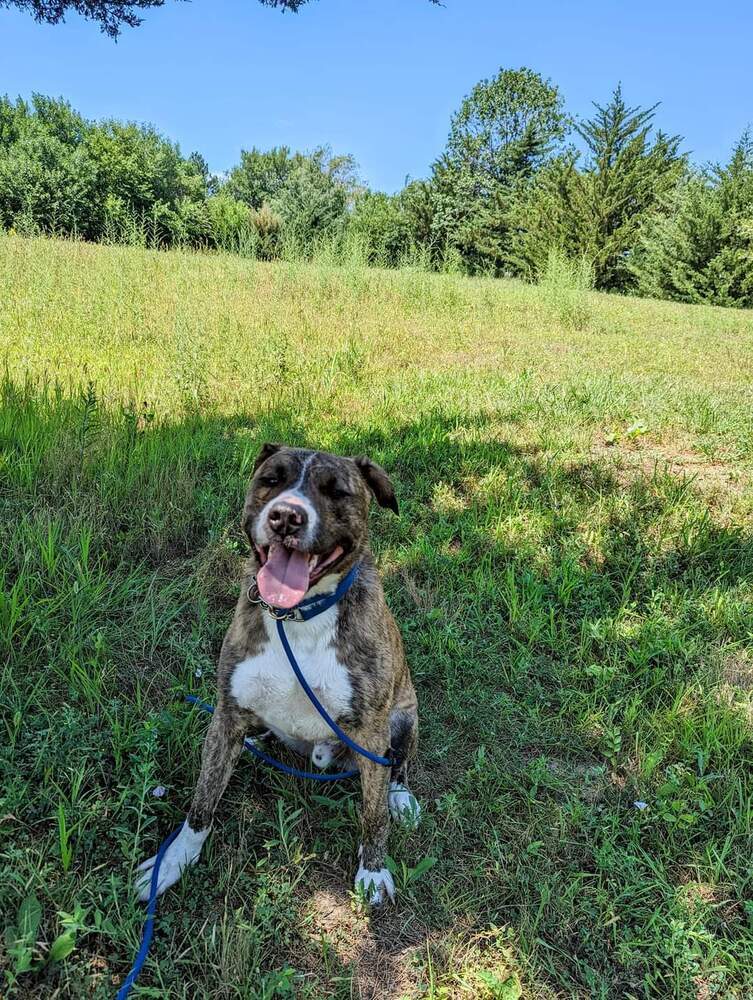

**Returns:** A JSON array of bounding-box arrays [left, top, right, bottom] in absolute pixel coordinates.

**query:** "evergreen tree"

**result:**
[[511, 86, 684, 290], [631, 133, 753, 307], [269, 151, 352, 246]]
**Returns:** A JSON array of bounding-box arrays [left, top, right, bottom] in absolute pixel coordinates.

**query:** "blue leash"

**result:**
[[275, 623, 392, 767], [115, 826, 182, 1000], [118, 562, 393, 997], [185, 695, 362, 782]]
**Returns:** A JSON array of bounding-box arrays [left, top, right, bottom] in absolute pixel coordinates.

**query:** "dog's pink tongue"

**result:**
[[257, 544, 310, 608]]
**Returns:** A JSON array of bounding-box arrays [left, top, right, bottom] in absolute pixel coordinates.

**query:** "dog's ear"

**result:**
[[253, 442, 282, 473], [353, 456, 399, 514]]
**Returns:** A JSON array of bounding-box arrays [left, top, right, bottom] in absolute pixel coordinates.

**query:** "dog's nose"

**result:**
[[268, 500, 308, 537]]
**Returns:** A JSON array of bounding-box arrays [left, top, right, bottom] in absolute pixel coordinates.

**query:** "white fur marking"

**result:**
[[134, 820, 209, 901], [312, 741, 336, 768], [230, 603, 352, 744], [256, 453, 318, 547], [389, 781, 421, 828], [355, 854, 395, 905]]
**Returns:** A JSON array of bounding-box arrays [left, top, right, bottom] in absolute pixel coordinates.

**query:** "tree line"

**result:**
[[1, 68, 752, 308]]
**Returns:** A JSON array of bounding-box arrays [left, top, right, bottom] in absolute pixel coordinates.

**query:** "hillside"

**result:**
[[2, 233, 753, 998]]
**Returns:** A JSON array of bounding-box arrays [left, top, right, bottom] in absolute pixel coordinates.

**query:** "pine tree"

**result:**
[[631, 133, 753, 307], [510, 86, 684, 290]]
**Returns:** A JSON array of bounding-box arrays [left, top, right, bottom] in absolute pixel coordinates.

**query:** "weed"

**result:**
[[539, 247, 595, 331]]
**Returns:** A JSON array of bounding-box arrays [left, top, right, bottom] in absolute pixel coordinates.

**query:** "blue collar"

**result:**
[[248, 561, 361, 622], [292, 561, 361, 620]]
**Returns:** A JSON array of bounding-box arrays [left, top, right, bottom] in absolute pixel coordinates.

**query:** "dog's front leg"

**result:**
[[135, 700, 248, 900], [355, 752, 393, 905]]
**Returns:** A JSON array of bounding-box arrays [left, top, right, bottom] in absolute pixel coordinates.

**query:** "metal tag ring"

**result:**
[[247, 582, 303, 622]]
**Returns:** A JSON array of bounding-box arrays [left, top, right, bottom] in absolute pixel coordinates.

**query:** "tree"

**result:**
[[0, 1, 168, 36], [255, 0, 442, 7], [269, 152, 350, 246], [510, 86, 684, 290], [225, 146, 302, 211], [0, 93, 209, 243], [349, 190, 412, 266], [446, 67, 569, 190], [82, 117, 208, 242], [400, 178, 435, 252], [0, 95, 97, 236], [428, 67, 569, 274], [224, 145, 358, 249], [631, 133, 753, 308], [1, 0, 440, 36]]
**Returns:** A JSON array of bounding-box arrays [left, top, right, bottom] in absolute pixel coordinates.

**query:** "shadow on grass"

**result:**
[[3, 380, 753, 998]]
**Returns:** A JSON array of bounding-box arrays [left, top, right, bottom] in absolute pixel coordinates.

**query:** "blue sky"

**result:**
[[1, 0, 751, 192]]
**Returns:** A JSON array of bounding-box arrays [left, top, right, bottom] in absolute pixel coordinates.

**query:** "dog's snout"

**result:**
[[268, 499, 308, 537]]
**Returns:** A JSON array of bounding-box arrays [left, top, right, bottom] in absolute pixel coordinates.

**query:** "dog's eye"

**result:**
[[322, 480, 350, 500], [260, 476, 279, 487]]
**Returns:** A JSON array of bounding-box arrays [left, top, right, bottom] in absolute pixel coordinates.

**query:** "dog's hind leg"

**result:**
[[387, 703, 420, 828], [135, 700, 251, 901]]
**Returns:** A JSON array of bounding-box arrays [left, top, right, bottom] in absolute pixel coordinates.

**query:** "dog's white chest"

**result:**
[[229, 606, 352, 743]]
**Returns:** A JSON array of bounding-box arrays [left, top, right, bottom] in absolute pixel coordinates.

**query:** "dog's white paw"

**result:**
[[388, 782, 421, 828], [134, 821, 208, 902], [355, 856, 395, 906], [311, 741, 335, 769]]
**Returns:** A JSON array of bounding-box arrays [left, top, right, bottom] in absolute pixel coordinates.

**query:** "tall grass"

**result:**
[[539, 247, 596, 331], [9, 197, 477, 278]]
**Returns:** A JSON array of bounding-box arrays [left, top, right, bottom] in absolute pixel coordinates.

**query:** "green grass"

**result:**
[[2, 232, 753, 999]]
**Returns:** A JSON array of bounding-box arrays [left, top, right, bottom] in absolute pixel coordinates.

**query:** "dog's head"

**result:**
[[243, 444, 398, 608]]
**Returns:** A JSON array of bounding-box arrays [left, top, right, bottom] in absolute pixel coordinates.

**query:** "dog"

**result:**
[[136, 444, 419, 905]]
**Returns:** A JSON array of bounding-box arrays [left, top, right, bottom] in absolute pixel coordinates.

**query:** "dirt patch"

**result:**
[[715, 649, 753, 726], [300, 891, 525, 1000], [721, 649, 753, 690], [301, 887, 427, 999], [677, 878, 743, 928], [399, 567, 438, 614], [590, 432, 748, 498]]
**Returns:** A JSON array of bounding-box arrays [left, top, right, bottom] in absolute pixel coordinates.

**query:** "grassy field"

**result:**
[[3, 232, 753, 999]]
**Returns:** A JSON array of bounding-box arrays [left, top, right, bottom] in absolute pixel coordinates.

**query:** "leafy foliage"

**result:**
[[0, 94, 208, 244], [268, 148, 358, 246], [0, 0, 168, 36], [446, 66, 569, 187], [349, 190, 413, 266], [0, 96, 358, 254], [1, 0, 441, 35], [631, 133, 753, 307], [426, 68, 568, 274], [224, 146, 301, 211], [224, 145, 358, 251]]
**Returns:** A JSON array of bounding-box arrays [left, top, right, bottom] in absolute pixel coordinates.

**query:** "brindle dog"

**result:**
[[136, 444, 419, 905]]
